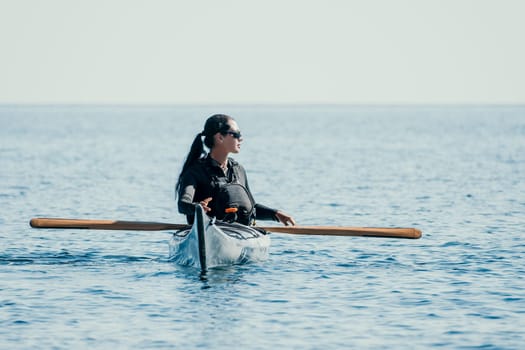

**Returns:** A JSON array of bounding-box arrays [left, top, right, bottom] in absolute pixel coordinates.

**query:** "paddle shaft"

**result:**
[[29, 218, 189, 231], [259, 225, 422, 239], [30, 218, 422, 239]]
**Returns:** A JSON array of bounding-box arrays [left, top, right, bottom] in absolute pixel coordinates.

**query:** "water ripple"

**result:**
[[2, 105, 525, 350], [0, 251, 154, 266]]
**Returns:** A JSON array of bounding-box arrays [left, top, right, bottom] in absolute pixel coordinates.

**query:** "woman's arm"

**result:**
[[239, 165, 296, 225], [178, 183, 198, 216], [178, 167, 214, 217]]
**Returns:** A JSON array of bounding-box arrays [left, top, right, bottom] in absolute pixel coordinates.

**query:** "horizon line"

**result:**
[[1, 102, 524, 108]]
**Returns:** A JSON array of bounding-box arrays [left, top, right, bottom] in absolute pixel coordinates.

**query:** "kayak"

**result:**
[[168, 204, 271, 271]]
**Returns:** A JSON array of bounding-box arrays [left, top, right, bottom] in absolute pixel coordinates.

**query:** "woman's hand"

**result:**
[[199, 197, 213, 213], [275, 211, 296, 226]]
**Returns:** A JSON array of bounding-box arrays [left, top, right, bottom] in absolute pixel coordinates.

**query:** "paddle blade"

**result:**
[[30, 218, 189, 231], [258, 225, 422, 239]]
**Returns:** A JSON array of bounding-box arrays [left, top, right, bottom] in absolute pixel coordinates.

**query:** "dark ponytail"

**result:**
[[176, 114, 232, 192]]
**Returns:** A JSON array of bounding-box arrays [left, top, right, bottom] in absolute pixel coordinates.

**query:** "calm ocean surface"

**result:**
[[1, 105, 524, 349]]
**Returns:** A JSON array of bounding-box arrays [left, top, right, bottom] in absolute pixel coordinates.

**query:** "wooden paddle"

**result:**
[[29, 218, 422, 239]]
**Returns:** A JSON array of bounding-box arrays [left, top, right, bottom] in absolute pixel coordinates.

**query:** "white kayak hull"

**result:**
[[169, 205, 270, 270]]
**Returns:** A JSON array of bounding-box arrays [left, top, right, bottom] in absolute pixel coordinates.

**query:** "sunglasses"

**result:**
[[223, 130, 242, 139]]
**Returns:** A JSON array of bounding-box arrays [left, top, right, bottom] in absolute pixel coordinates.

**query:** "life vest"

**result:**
[[209, 164, 256, 225], [214, 182, 256, 225]]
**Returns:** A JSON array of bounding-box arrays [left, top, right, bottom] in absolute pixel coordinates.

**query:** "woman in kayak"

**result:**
[[176, 114, 295, 226]]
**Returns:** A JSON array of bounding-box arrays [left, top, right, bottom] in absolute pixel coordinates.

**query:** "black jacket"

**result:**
[[177, 155, 278, 224]]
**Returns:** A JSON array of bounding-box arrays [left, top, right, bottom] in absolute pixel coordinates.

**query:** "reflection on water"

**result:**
[[1, 105, 524, 349]]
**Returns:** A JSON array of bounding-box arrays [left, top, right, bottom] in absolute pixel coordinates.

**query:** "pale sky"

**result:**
[[1, 0, 524, 104]]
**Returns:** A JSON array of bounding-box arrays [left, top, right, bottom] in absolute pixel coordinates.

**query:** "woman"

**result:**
[[176, 114, 295, 227]]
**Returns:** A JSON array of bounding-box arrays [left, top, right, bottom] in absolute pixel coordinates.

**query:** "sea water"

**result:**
[[1, 105, 524, 349]]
